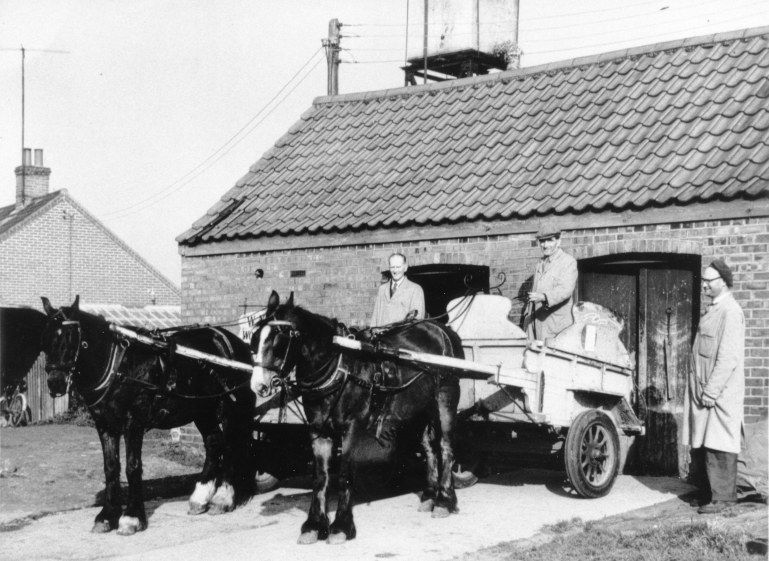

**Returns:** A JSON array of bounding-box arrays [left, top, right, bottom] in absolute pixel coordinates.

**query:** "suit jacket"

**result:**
[[524, 248, 578, 342], [683, 292, 745, 454], [370, 277, 425, 327]]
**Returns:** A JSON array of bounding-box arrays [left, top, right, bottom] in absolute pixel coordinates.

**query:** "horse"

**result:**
[[40, 296, 256, 535], [250, 291, 463, 545]]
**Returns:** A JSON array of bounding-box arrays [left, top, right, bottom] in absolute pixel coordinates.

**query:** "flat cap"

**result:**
[[535, 222, 561, 240], [709, 259, 734, 288]]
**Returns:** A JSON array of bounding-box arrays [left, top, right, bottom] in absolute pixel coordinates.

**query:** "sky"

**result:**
[[2, 0, 768, 287]]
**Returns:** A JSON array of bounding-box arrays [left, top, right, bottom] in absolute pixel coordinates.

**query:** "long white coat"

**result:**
[[370, 278, 425, 327], [683, 292, 745, 454]]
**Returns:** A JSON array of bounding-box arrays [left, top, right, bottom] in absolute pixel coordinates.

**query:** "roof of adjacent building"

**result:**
[[0, 190, 181, 299], [178, 26, 769, 246], [82, 304, 181, 330], [0, 191, 61, 239]]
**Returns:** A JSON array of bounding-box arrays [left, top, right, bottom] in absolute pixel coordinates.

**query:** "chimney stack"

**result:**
[[15, 148, 51, 208]]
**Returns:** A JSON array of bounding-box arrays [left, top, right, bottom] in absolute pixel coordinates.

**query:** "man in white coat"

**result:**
[[370, 253, 425, 327], [684, 259, 745, 514], [524, 223, 578, 343]]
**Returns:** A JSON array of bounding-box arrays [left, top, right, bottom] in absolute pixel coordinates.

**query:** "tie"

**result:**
[[390, 282, 397, 298]]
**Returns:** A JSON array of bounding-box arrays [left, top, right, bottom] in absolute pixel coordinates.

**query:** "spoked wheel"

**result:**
[[255, 471, 280, 493], [9, 394, 30, 427], [564, 410, 620, 498]]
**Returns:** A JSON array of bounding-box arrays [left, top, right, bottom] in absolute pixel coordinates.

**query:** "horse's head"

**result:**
[[40, 295, 84, 397], [249, 291, 303, 397]]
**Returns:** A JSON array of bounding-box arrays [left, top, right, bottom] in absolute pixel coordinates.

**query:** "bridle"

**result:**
[[44, 314, 86, 398], [252, 320, 302, 384], [44, 311, 130, 405]]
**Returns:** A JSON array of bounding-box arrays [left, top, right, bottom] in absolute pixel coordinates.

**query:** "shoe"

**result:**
[[698, 501, 731, 514]]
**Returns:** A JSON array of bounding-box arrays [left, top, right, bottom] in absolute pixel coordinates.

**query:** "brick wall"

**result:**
[[181, 216, 769, 423], [0, 197, 180, 309]]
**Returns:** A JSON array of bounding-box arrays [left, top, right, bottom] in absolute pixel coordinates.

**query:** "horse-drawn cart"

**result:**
[[109, 292, 643, 498], [331, 295, 644, 498]]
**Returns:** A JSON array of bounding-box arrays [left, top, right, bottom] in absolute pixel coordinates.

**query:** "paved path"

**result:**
[[5, 470, 692, 561]]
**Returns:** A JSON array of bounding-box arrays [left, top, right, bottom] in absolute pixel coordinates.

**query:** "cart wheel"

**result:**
[[452, 462, 479, 489], [9, 394, 30, 427], [564, 410, 620, 498], [256, 471, 280, 493]]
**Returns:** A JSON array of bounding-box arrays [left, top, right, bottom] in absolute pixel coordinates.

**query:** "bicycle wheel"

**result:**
[[9, 394, 29, 427]]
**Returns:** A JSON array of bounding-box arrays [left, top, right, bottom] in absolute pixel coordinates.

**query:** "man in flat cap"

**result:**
[[524, 222, 578, 343], [684, 259, 745, 514]]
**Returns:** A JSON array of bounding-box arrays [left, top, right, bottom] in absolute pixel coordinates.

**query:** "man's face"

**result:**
[[702, 266, 726, 300], [389, 256, 407, 282], [538, 235, 561, 258]]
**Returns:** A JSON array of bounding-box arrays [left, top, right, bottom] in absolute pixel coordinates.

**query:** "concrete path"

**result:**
[[5, 470, 692, 561]]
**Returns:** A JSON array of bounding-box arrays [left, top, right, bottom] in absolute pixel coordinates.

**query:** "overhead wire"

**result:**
[[342, 5, 768, 62], [103, 47, 325, 220]]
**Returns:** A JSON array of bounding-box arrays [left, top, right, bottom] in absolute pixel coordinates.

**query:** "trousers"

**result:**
[[691, 447, 738, 502]]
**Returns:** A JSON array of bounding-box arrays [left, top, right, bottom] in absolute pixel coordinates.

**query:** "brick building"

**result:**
[[177, 28, 769, 474], [1, 149, 181, 421], [0, 150, 180, 309]]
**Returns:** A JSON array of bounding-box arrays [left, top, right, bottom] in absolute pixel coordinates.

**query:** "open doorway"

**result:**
[[387, 264, 490, 323]]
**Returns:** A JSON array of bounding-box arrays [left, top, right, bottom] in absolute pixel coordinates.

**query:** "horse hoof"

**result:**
[[116, 516, 143, 536], [298, 531, 319, 545], [431, 506, 450, 519], [418, 499, 434, 513], [91, 521, 113, 534], [207, 502, 232, 516], [327, 532, 348, 545], [188, 502, 209, 515]]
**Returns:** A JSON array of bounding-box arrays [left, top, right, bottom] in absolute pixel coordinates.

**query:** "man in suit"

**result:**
[[524, 223, 578, 343], [684, 259, 745, 514], [371, 253, 425, 327]]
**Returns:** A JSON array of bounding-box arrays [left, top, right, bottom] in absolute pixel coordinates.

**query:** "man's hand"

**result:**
[[528, 292, 546, 304], [701, 395, 716, 408]]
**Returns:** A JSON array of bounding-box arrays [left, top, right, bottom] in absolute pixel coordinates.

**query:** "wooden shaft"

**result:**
[[109, 325, 253, 373]]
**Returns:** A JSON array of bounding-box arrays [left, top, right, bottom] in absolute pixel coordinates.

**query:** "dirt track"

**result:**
[[1, 425, 704, 561]]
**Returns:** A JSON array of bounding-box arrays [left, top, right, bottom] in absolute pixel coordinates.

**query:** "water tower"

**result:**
[[404, 0, 521, 85]]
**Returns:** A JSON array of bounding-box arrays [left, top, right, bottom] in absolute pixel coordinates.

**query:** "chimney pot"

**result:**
[[34, 149, 43, 166], [23, 148, 32, 166]]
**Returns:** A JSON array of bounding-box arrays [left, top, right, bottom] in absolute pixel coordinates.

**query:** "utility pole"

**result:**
[[322, 19, 341, 96]]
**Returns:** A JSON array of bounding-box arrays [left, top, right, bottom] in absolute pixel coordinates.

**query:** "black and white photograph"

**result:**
[[0, 1, 767, 559]]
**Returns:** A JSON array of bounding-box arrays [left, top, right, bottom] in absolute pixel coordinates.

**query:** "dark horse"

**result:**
[[250, 291, 462, 545], [40, 296, 256, 535]]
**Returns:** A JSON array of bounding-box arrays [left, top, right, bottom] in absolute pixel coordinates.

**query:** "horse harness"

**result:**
[[258, 319, 451, 440], [46, 316, 247, 413]]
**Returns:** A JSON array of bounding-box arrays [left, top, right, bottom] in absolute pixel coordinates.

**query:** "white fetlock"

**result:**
[[208, 482, 235, 515], [431, 506, 450, 519], [327, 532, 348, 545], [116, 516, 141, 536], [418, 498, 435, 512], [188, 480, 216, 515], [298, 530, 319, 545]]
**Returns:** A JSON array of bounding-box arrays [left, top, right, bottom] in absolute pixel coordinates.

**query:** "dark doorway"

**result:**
[[396, 264, 490, 322], [579, 253, 701, 477]]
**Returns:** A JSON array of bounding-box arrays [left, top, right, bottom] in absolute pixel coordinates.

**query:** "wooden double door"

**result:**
[[578, 254, 701, 476]]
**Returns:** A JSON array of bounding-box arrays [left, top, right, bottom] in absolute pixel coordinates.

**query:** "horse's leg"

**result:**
[[210, 398, 255, 514], [117, 419, 148, 535], [418, 417, 440, 513], [92, 420, 122, 533], [298, 432, 333, 545], [188, 416, 222, 515], [433, 382, 460, 518], [328, 421, 360, 544]]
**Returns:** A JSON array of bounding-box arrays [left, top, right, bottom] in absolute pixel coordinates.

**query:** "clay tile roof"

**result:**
[[178, 27, 769, 246]]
